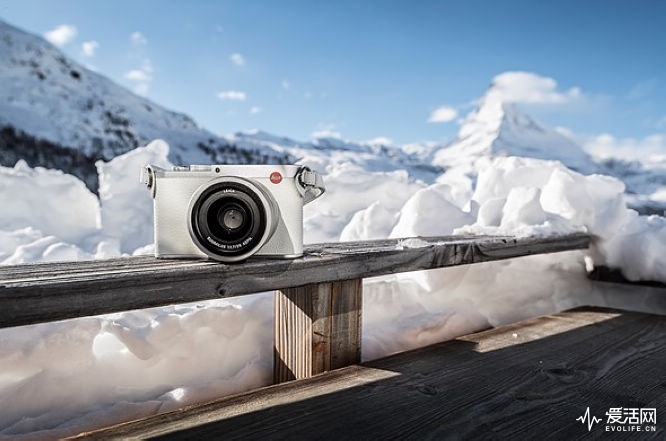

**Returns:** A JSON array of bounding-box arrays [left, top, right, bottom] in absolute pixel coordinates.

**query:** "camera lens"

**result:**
[[204, 198, 253, 243], [220, 206, 245, 230], [188, 178, 277, 261]]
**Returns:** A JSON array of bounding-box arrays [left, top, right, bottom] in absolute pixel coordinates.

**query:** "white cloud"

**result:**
[[81, 40, 99, 57], [130, 31, 147, 46], [217, 90, 247, 101], [281, 80, 291, 90], [311, 128, 342, 139], [488, 71, 582, 104], [583, 133, 666, 161], [124, 59, 153, 96], [124, 59, 152, 80], [364, 136, 393, 146], [250, 106, 262, 114], [44, 24, 77, 47], [124, 69, 151, 82], [427, 106, 458, 123], [230, 53, 245, 66]]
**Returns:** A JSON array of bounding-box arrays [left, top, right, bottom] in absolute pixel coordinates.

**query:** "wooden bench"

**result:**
[[0, 233, 589, 384]]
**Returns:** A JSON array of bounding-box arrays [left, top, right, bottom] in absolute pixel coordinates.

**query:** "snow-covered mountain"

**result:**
[[0, 19, 292, 191], [430, 87, 665, 214], [225, 129, 443, 183], [432, 89, 597, 174], [0, 18, 663, 215]]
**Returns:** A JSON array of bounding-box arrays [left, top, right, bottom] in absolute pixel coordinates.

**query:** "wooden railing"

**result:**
[[0, 233, 590, 383]]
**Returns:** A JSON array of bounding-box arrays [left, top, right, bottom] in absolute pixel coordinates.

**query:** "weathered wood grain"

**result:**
[[274, 279, 362, 383], [0, 233, 589, 328], [71, 307, 666, 440], [329, 278, 362, 370]]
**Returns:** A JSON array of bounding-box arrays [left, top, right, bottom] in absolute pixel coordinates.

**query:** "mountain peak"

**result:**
[[433, 88, 595, 173]]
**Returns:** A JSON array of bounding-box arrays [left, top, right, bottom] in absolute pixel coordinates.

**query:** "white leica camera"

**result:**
[[141, 164, 325, 262]]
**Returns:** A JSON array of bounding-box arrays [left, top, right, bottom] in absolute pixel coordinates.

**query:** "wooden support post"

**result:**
[[274, 279, 362, 383]]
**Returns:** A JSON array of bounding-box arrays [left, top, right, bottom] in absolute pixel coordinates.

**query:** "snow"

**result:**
[[600, 213, 666, 281], [0, 295, 273, 439], [0, 161, 101, 264], [388, 184, 475, 238], [0, 160, 99, 244], [433, 88, 597, 174], [0, 25, 664, 436], [0, 18, 198, 158], [96, 140, 171, 253], [361, 251, 590, 361], [1, 139, 665, 438], [305, 165, 423, 243]]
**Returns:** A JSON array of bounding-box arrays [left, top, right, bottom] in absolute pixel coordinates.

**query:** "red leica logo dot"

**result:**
[[270, 171, 282, 184]]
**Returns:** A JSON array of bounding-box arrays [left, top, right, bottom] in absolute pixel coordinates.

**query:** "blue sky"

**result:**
[[0, 0, 665, 155]]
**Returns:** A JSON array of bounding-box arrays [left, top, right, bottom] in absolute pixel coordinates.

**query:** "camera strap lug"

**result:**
[[140, 165, 158, 198], [296, 167, 326, 204]]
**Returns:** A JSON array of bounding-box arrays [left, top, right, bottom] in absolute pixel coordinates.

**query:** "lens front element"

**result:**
[[188, 177, 277, 262], [221, 206, 244, 230]]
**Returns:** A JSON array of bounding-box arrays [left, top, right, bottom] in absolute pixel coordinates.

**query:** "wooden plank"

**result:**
[[0, 233, 589, 328], [71, 307, 666, 440], [311, 283, 332, 375], [330, 279, 362, 370], [274, 279, 362, 383]]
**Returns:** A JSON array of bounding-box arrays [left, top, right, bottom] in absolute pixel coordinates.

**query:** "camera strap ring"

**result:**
[[296, 167, 326, 205]]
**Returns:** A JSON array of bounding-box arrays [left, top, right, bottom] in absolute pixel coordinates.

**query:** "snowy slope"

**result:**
[[227, 129, 442, 181], [0, 19, 291, 191], [433, 89, 597, 174], [595, 155, 666, 215]]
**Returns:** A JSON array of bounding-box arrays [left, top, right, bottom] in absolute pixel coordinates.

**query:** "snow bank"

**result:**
[[0, 295, 272, 439], [0, 140, 172, 264], [309, 164, 423, 242], [362, 250, 590, 360], [0, 160, 99, 243], [601, 213, 666, 281], [0, 161, 100, 264], [97, 139, 172, 253], [389, 183, 475, 238], [1, 142, 665, 438], [457, 157, 666, 283], [360, 156, 665, 358]]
